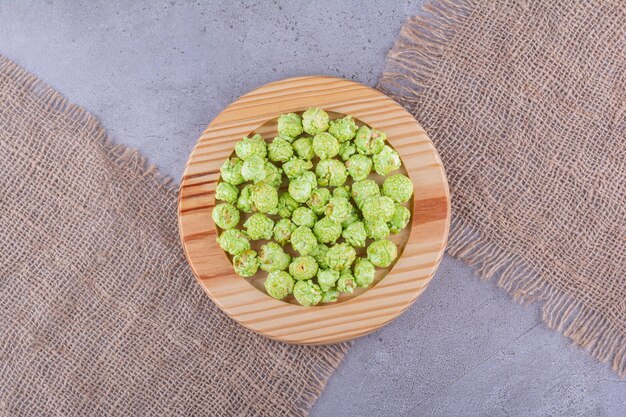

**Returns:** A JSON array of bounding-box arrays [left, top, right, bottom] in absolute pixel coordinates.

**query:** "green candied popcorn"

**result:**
[[361, 195, 395, 222], [326, 242, 356, 271], [312, 243, 330, 269], [283, 157, 313, 179], [277, 192, 300, 218], [389, 205, 411, 234], [364, 218, 390, 240], [293, 280, 322, 306], [312, 132, 340, 159], [354, 126, 386, 155], [288, 174, 314, 203], [212, 203, 240, 229], [259, 242, 291, 272], [264, 270, 295, 300], [339, 141, 356, 161], [315, 159, 348, 187], [215, 182, 239, 204], [289, 255, 319, 281], [302, 107, 330, 135], [241, 155, 267, 183], [250, 182, 278, 214], [354, 257, 376, 288], [367, 239, 398, 267], [317, 269, 340, 291], [382, 174, 414, 203], [306, 187, 331, 215], [341, 203, 361, 228], [332, 185, 351, 199], [216, 229, 250, 256], [346, 154, 373, 182], [267, 136, 293, 163], [373, 145, 401, 175], [235, 133, 267, 160], [321, 290, 339, 303], [300, 170, 318, 188], [233, 249, 259, 278], [277, 112, 303, 139], [237, 184, 254, 213], [351, 179, 380, 209], [325, 196, 352, 223], [337, 269, 357, 294], [292, 136, 315, 160], [263, 161, 283, 188], [243, 213, 274, 240], [273, 218, 296, 245], [313, 217, 342, 244], [292, 206, 318, 228], [328, 115, 358, 142], [220, 157, 245, 185], [290, 226, 318, 255], [342, 221, 367, 247]]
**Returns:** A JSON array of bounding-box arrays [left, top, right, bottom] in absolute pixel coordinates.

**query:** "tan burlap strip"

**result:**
[[0, 55, 349, 416], [379, 0, 625, 376]]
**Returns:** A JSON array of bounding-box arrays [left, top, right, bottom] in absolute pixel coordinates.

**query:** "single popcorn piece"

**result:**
[[241, 155, 267, 183], [288, 173, 314, 203], [345, 154, 373, 181], [293, 279, 322, 306], [364, 218, 390, 240], [292, 136, 315, 160], [250, 182, 278, 214], [328, 115, 358, 142], [277, 192, 300, 218], [321, 290, 339, 303], [267, 136, 293, 163], [313, 132, 340, 159], [353, 257, 376, 288], [290, 226, 318, 255], [235, 134, 267, 160], [215, 182, 239, 204], [373, 145, 401, 175], [389, 205, 411, 234], [342, 221, 367, 247], [292, 206, 318, 228], [302, 107, 330, 135], [313, 243, 330, 269], [367, 239, 398, 267], [332, 185, 351, 199], [337, 269, 357, 294], [233, 249, 259, 278], [300, 170, 318, 188], [289, 255, 319, 281], [216, 229, 250, 256], [212, 203, 240, 229], [315, 159, 347, 187], [313, 216, 342, 244], [259, 242, 291, 272], [326, 242, 356, 271], [273, 218, 297, 245], [339, 141, 356, 161], [306, 187, 331, 215], [220, 157, 245, 185], [325, 196, 352, 223], [264, 270, 295, 300], [341, 204, 361, 228], [243, 213, 275, 240], [351, 179, 380, 208], [317, 269, 340, 292], [382, 174, 414, 203], [237, 184, 254, 213], [277, 112, 303, 138], [361, 195, 395, 222], [354, 126, 386, 155], [263, 161, 283, 188], [283, 157, 313, 179]]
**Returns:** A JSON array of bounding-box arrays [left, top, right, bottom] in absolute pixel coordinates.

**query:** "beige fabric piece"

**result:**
[[0, 55, 348, 416], [379, 0, 626, 376]]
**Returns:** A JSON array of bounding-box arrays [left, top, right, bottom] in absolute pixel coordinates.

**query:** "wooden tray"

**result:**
[[178, 76, 450, 344]]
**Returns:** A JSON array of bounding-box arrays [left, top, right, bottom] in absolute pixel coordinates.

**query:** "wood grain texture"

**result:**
[[178, 76, 450, 345]]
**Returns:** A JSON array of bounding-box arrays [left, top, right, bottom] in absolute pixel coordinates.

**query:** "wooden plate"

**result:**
[[178, 76, 450, 344]]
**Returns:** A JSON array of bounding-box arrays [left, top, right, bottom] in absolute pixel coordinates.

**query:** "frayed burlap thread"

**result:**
[[379, 0, 626, 376], [0, 55, 349, 416]]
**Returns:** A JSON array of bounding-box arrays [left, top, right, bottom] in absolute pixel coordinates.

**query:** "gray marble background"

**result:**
[[1, 1, 623, 416]]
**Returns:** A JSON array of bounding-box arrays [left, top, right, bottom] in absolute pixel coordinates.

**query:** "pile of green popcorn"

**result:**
[[212, 108, 414, 306]]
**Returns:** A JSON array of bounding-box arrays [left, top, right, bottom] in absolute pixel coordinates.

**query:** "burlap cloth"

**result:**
[[379, 0, 625, 376], [0, 55, 349, 416]]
